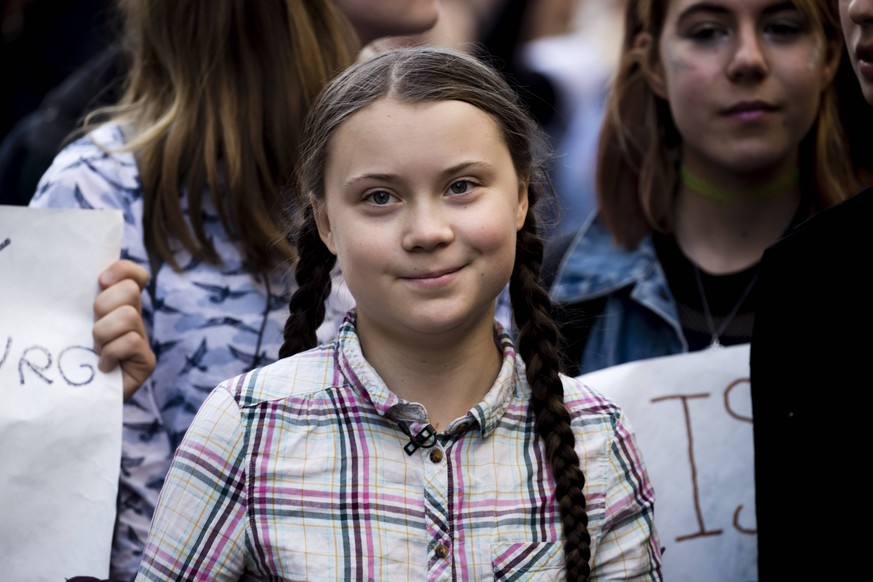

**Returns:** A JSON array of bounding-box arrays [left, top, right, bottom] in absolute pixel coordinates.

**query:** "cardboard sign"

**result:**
[[581, 345, 757, 582], [0, 205, 123, 580]]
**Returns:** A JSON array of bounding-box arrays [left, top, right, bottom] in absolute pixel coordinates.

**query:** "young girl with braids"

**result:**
[[136, 46, 662, 581]]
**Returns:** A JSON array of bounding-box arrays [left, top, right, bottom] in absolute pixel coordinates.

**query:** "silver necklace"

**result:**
[[692, 265, 758, 349]]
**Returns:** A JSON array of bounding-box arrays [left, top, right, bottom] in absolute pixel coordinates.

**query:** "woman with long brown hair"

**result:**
[[29, 0, 440, 578], [547, 0, 858, 375]]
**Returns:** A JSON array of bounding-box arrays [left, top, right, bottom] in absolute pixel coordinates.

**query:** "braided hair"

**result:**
[[279, 46, 591, 579]]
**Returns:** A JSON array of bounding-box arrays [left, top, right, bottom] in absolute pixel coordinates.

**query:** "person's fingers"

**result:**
[[94, 278, 143, 320], [96, 327, 148, 371], [92, 283, 153, 401], [96, 329, 155, 401], [99, 259, 149, 291], [93, 303, 146, 352]]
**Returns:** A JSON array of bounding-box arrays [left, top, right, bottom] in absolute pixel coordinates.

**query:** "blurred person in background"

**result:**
[[541, 0, 627, 239], [28, 0, 440, 579], [546, 0, 860, 376]]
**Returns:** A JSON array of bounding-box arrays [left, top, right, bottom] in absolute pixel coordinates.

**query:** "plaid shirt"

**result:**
[[137, 314, 661, 581]]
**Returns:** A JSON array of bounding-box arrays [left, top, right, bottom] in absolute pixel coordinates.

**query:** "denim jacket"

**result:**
[[549, 212, 688, 374]]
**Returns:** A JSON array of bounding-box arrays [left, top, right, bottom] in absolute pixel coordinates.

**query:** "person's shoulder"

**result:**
[[46, 123, 128, 171], [757, 189, 872, 297], [807, 186, 873, 234], [221, 343, 342, 408], [558, 375, 643, 457], [773, 187, 873, 254], [550, 212, 654, 303], [29, 123, 140, 209], [560, 373, 624, 420]]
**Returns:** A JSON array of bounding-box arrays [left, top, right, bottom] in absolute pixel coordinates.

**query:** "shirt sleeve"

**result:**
[[589, 409, 663, 581], [31, 136, 122, 211], [136, 384, 249, 581]]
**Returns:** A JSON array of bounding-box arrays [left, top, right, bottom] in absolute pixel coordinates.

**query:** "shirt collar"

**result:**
[[335, 310, 525, 439]]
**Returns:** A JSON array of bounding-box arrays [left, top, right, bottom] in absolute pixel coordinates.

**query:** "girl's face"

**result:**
[[334, 0, 441, 45], [840, 0, 873, 105], [314, 97, 528, 345], [644, 0, 838, 181]]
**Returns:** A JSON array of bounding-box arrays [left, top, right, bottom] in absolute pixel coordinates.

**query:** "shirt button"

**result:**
[[429, 448, 444, 463], [434, 544, 449, 559]]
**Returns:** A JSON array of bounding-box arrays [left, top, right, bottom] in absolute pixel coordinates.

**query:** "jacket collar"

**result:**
[[549, 213, 677, 321]]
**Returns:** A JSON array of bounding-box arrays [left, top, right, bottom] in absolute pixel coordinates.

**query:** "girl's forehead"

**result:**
[[335, 97, 502, 139], [323, 98, 517, 184]]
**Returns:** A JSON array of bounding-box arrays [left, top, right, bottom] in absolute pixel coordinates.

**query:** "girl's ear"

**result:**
[[637, 32, 668, 100], [310, 195, 337, 255], [516, 179, 530, 231]]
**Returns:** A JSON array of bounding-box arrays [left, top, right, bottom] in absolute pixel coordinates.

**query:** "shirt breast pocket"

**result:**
[[491, 541, 564, 581]]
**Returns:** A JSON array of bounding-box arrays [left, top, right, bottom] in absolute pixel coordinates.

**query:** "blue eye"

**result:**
[[450, 180, 471, 194], [367, 190, 393, 205]]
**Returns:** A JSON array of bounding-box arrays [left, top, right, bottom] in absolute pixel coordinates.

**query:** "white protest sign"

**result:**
[[0, 205, 124, 581], [581, 345, 756, 582]]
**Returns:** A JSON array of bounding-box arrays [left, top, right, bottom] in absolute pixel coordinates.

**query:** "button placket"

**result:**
[[423, 439, 451, 579]]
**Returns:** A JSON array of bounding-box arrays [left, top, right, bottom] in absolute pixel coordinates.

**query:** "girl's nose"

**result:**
[[726, 26, 769, 82], [401, 203, 454, 251], [848, 0, 873, 25]]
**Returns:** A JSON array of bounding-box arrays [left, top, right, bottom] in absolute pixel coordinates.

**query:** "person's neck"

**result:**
[[674, 163, 802, 274], [679, 162, 800, 203], [356, 311, 503, 432]]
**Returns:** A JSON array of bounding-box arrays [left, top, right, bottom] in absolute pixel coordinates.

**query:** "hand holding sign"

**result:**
[[0, 205, 124, 581], [93, 259, 154, 400]]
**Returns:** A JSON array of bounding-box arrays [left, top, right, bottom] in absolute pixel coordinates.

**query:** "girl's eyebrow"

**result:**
[[676, 1, 798, 24], [343, 172, 398, 188], [343, 161, 495, 188], [439, 160, 495, 179]]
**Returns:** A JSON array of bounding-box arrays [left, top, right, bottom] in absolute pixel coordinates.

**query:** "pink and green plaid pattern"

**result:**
[[137, 315, 662, 581]]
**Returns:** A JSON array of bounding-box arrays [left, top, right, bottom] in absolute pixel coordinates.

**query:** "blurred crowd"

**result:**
[[1, 0, 623, 238]]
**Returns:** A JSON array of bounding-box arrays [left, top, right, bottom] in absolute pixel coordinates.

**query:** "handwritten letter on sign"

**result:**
[[581, 345, 756, 582], [0, 205, 124, 581]]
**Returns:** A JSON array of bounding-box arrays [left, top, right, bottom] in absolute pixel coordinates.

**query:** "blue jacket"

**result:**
[[548, 212, 687, 374]]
